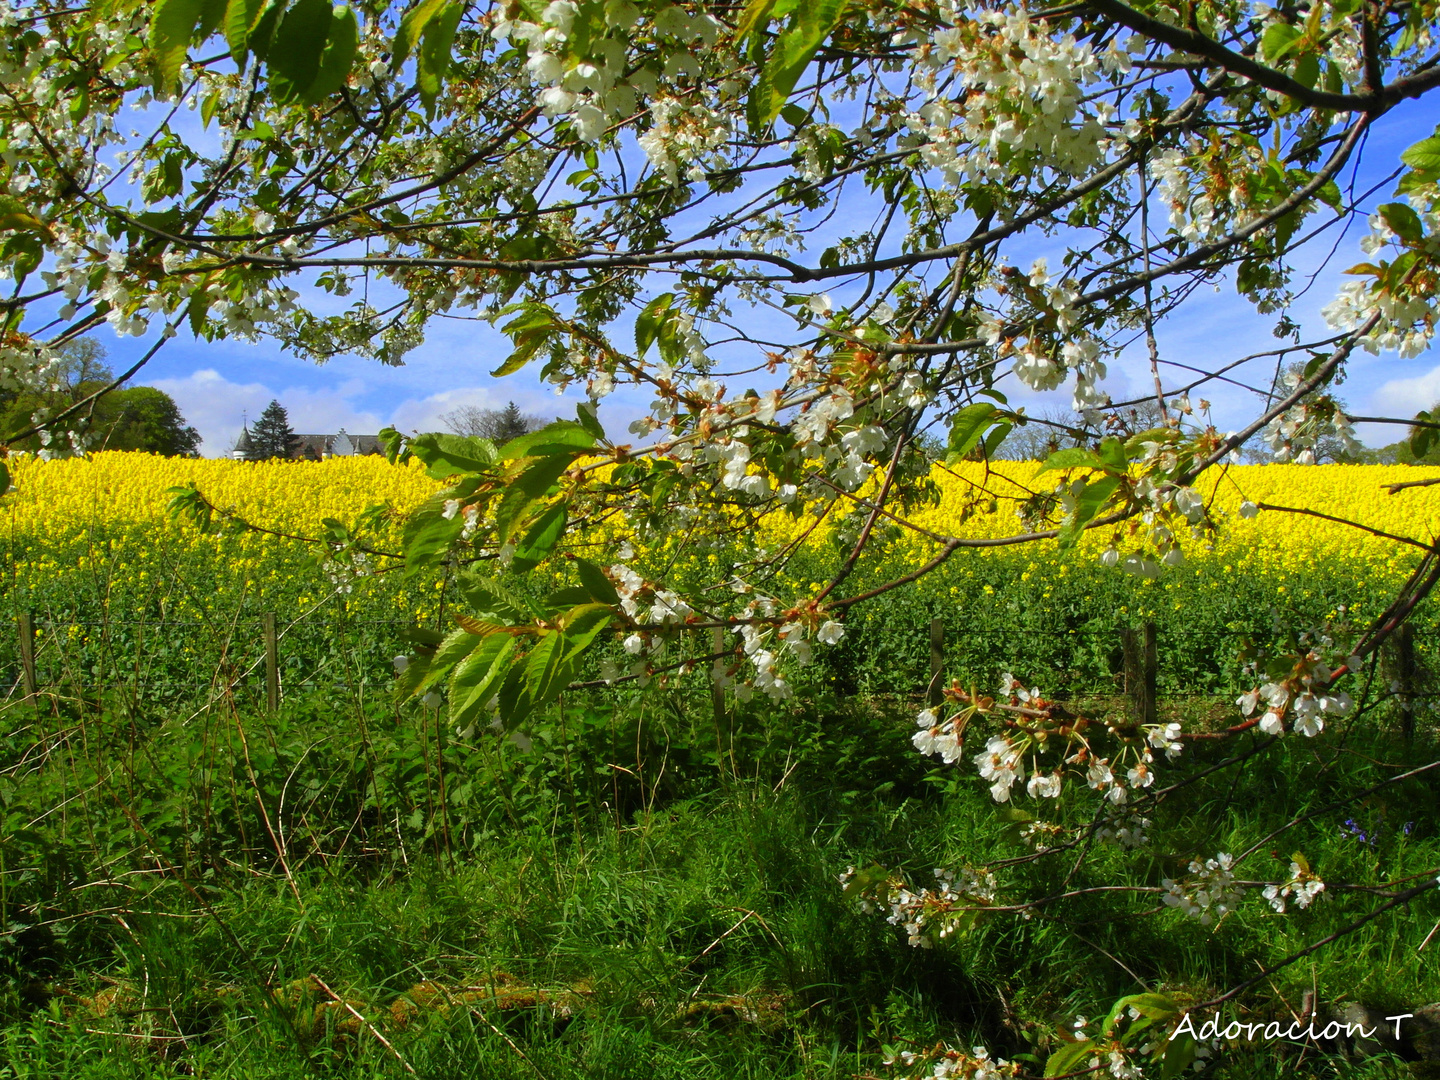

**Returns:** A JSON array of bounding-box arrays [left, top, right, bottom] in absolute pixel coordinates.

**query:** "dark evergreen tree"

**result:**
[[493, 401, 531, 444], [248, 400, 298, 460]]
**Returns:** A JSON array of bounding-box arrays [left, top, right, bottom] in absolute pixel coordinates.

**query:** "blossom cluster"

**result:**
[[901, 1, 1122, 186], [884, 1043, 1018, 1080], [1322, 197, 1439, 361], [1262, 861, 1326, 913], [976, 259, 1109, 411], [1161, 853, 1244, 925], [1257, 374, 1363, 464], [1236, 651, 1356, 738], [839, 865, 997, 949], [912, 673, 1182, 808]]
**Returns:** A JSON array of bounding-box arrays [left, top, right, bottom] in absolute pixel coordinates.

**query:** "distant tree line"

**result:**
[[0, 338, 201, 456], [441, 401, 549, 444]]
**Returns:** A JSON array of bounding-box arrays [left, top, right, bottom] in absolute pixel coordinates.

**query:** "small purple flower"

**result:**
[[1341, 819, 1375, 846]]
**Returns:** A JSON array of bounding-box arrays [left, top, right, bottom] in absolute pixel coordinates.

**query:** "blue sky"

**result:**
[[77, 90, 1440, 457]]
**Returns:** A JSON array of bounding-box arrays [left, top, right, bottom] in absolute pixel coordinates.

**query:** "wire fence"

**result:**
[[2, 606, 1430, 723]]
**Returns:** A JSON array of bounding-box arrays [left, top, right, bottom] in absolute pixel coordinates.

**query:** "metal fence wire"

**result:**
[[2, 611, 1429, 720]]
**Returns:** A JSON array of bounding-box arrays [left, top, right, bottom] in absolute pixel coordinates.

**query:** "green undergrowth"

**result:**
[[0, 684, 1437, 1079]]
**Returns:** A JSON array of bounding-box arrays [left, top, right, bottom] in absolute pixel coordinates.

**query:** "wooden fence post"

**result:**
[[264, 612, 279, 712], [711, 625, 726, 725], [1395, 622, 1415, 742], [17, 612, 36, 703], [1122, 622, 1157, 726], [928, 618, 945, 706]]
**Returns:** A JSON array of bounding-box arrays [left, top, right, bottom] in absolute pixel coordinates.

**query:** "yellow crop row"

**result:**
[[905, 460, 1440, 565], [2, 451, 440, 532], [1, 453, 445, 620], [4, 453, 1440, 608]]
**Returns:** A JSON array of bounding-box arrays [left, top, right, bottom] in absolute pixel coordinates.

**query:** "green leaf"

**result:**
[[752, 0, 848, 125], [493, 454, 574, 543], [392, 0, 449, 65], [248, 0, 286, 62], [142, 155, 185, 203], [981, 421, 1012, 459], [1097, 437, 1129, 474], [1045, 1039, 1096, 1077], [200, 89, 223, 127], [377, 426, 410, 465], [223, 0, 267, 64], [1261, 22, 1301, 63], [1398, 170, 1440, 196], [400, 625, 446, 648], [1103, 992, 1179, 1037], [268, 0, 332, 99], [1035, 446, 1104, 476], [408, 432, 497, 479], [574, 557, 620, 606], [494, 650, 531, 728], [0, 197, 52, 239], [0, 461, 10, 497], [414, 627, 481, 693], [731, 0, 776, 41], [544, 586, 594, 609], [416, 0, 463, 111], [1292, 51, 1318, 90], [497, 421, 595, 461], [149, 0, 206, 91], [560, 604, 612, 657], [745, 60, 777, 134], [1400, 134, 1440, 175], [1119, 993, 1180, 1021], [523, 629, 565, 704], [402, 494, 468, 573], [1315, 178, 1342, 210], [779, 102, 810, 129], [575, 401, 606, 443], [510, 503, 567, 574], [945, 402, 997, 460], [301, 4, 357, 104], [198, 0, 229, 38], [493, 303, 561, 376], [1412, 411, 1435, 460], [635, 293, 675, 358], [456, 570, 533, 622], [1058, 475, 1119, 549], [1378, 202, 1424, 245], [449, 634, 516, 726], [1160, 1033, 1195, 1080]]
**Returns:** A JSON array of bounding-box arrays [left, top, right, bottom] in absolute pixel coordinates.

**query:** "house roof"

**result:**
[[231, 429, 384, 458], [291, 433, 385, 457]]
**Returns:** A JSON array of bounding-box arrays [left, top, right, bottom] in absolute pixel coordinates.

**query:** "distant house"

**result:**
[[231, 426, 385, 460], [290, 430, 386, 460]]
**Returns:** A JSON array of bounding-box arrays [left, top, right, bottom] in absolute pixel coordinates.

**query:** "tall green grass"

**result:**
[[1, 677, 1436, 1079]]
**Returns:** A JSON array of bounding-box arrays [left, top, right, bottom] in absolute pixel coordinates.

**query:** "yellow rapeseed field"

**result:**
[[4, 453, 1440, 624], [1, 452, 444, 621], [906, 460, 1440, 570]]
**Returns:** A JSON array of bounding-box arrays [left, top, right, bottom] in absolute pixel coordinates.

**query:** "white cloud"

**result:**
[[147, 369, 592, 456], [1369, 365, 1440, 418], [148, 369, 383, 456], [1357, 365, 1440, 448]]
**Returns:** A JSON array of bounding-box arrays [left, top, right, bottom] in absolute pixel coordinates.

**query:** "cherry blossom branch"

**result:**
[[1194, 876, 1440, 1010], [1088, 0, 1440, 111], [1254, 503, 1433, 551]]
